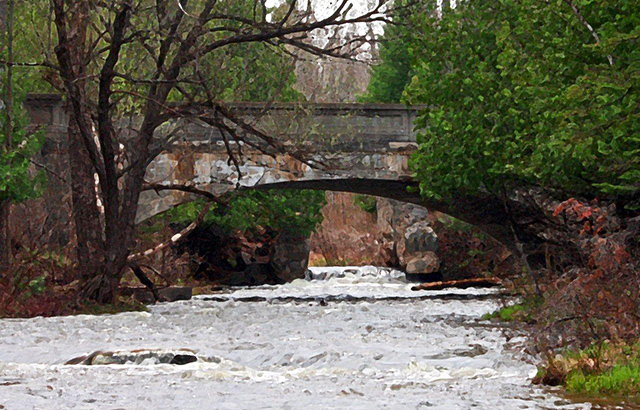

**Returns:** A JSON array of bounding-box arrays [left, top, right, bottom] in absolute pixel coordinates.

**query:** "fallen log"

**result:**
[[411, 277, 502, 291]]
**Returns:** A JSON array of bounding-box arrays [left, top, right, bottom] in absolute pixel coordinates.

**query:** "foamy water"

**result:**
[[0, 267, 589, 409]]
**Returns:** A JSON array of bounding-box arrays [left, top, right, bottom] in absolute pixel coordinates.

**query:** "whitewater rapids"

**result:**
[[0, 266, 590, 409]]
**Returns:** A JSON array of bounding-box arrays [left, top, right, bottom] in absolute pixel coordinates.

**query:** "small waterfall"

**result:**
[[305, 266, 406, 282]]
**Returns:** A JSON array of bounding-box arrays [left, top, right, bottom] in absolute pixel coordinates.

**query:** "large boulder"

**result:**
[[404, 251, 442, 283], [405, 251, 441, 274], [377, 198, 441, 274], [269, 229, 311, 283], [399, 221, 438, 264]]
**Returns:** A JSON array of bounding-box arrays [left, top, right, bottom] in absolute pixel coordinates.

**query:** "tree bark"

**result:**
[[68, 118, 104, 279], [0, 0, 13, 268], [61, 0, 106, 282], [0, 200, 10, 270]]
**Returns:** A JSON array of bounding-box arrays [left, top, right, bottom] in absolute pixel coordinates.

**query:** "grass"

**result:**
[[566, 364, 640, 397], [482, 303, 529, 322], [536, 341, 640, 402], [482, 296, 541, 323]]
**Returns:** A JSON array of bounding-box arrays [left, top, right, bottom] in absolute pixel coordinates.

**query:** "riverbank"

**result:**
[[536, 341, 640, 401], [0, 270, 148, 319], [0, 294, 148, 319], [485, 300, 640, 406]]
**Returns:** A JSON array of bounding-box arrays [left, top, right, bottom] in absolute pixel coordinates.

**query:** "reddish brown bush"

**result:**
[[534, 198, 640, 348], [428, 211, 519, 281], [0, 250, 76, 318]]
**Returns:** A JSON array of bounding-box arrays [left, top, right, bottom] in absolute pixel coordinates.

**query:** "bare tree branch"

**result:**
[[128, 201, 212, 262], [562, 0, 613, 65]]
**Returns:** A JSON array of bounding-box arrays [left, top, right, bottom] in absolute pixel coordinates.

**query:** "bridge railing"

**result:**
[[23, 95, 426, 153], [177, 102, 425, 153]]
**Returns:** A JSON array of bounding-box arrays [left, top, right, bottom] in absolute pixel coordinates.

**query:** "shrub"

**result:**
[[353, 194, 377, 214]]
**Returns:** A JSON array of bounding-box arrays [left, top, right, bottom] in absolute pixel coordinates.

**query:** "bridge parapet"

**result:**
[[177, 102, 423, 152]]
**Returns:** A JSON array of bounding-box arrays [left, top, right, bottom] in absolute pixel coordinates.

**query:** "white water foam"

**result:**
[[0, 266, 590, 409]]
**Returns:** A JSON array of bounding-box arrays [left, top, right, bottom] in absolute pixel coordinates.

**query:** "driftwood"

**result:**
[[411, 277, 502, 291]]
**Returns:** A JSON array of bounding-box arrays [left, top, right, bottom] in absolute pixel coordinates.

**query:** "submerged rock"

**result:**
[[65, 349, 199, 366]]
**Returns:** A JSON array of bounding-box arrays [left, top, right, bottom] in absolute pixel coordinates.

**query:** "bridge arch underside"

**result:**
[[139, 177, 517, 252], [138, 177, 422, 222]]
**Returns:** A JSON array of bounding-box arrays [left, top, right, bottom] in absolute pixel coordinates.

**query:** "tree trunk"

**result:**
[[77, 164, 144, 303], [411, 277, 502, 291], [62, 0, 107, 284], [0, 200, 10, 270], [0, 0, 13, 269], [68, 118, 104, 279]]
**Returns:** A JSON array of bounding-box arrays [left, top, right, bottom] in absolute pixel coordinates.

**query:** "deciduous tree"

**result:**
[[42, 0, 392, 302]]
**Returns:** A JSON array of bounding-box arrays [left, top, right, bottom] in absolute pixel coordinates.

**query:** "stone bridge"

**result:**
[[25, 95, 517, 249], [140, 102, 424, 222]]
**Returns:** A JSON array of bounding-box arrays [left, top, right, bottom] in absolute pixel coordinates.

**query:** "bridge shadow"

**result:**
[[143, 177, 516, 251], [248, 179, 518, 252], [247, 178, 423, 205]]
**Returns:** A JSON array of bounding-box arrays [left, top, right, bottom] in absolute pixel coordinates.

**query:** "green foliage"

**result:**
[[0, 94, 45, 203], [27, 275, 47, 295], [482, 297, 542, 322], [1, 0, 52, 203], [566, 364, 640, 398], [166, 189, 326, 237], [482, 303, 528, 322], [545, 341, 640, 399], [353, 194, 377, 214], [368, 0, 640, 203], [2, 0, 55, 93], [359, 10, 414, 102]]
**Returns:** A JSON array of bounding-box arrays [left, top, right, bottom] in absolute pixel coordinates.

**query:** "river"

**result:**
[[0, 266, 593, 409]]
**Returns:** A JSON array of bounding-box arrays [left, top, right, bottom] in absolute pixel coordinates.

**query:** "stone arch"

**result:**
[[138, 177, 517, 252]]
